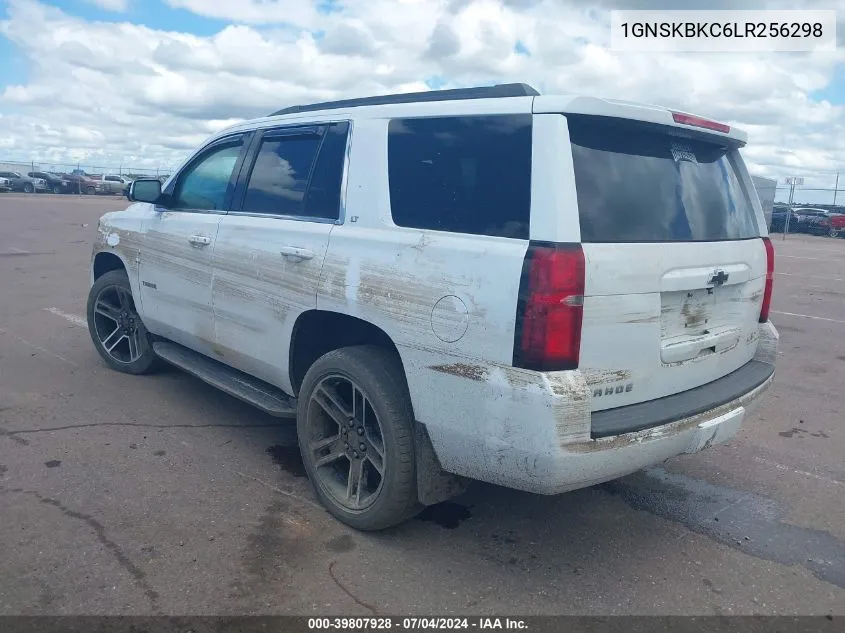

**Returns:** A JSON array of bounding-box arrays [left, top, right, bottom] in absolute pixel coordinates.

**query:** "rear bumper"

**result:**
[[424, 321, 778, 495], [590, 359, 773, 438], [524, 369, 773, 494]]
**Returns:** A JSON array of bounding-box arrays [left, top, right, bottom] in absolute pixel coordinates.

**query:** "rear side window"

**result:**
[[241, 122, 348, 220], [304, 122, 349, 220], [242, 136, 321, 216], [568, 116, 760, 243], [388, 115, 532, 239]]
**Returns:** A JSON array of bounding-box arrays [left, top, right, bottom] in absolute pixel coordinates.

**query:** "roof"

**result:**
[[212, 83, 747, 146], [268, 83, 540, 116]]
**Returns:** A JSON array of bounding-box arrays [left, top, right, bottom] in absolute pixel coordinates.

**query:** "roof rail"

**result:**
[[268, 83, 540, 116]]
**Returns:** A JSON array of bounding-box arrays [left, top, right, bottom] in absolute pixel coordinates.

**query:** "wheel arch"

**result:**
[[92, 251, 128, 282], [289, 309, 406, 399], [289, 310, 467, 506]]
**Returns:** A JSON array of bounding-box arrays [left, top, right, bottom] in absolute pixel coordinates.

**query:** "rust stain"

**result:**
[[680, 299, 708, 329], [582, 369, 632, 386], [550, 380, 588, 402], [429, 363, 488, 382]]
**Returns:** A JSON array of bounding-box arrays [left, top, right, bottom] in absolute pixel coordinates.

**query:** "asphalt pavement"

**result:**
[[1, 194, 843, 615]]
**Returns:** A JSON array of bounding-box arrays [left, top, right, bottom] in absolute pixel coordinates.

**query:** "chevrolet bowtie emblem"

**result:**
[[708, 270, 729, 287]]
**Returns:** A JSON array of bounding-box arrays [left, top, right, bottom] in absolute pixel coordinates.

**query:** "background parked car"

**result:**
[[828, 214, 845, 237], [28, 171, 72, 194], [792, 208, 839, 235], [0, 171, 48, 193], [61, 173, 98, 195], [90, 174, 133, 195], [0, 176, 10, 192], [769, 205, 799, 232], [790, 207, 831, 233]]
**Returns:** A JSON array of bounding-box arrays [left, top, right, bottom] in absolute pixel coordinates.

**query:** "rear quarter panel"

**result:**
[[317, 117, 531, 441]]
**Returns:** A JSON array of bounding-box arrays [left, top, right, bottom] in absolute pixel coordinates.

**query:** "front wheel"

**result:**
[[86, 269, 159, 375], [297, 346, 420, 531], [23, 183, 34, 193], [52, 184, 62, 194], [85, 186, 96, 195]]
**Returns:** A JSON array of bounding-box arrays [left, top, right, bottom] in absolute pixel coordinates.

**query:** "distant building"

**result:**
[[751, 175, 777, 229]]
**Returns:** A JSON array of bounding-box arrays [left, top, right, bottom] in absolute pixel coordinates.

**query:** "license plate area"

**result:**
[[660, 287, 742, 364]]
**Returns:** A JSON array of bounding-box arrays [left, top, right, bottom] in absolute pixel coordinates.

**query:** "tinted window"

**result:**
[[568, 116, 759, 243], [241, 134, 321, 216], [172, 141, 242, 210], [388, 115, 532, 239], [304, 122, 349, 220]]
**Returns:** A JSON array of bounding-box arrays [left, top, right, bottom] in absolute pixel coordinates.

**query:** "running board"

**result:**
[[152, 341, 297, 418]]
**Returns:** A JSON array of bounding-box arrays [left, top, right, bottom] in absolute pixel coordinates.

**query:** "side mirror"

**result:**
[[129, 178, 163, 204]]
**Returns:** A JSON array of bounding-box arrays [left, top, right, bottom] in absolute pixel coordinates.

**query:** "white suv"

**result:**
[[86, 83, 778, 530]]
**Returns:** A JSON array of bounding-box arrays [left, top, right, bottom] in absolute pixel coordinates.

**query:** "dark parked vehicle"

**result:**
[[790, 208, 830, 233], [769, 206, 839, 234], [28, 171, 72, 194], [0, 171, 48, 193], [61, 173, 98, 195], [769, 205, 799, 232], [792, 208, 841, 235]]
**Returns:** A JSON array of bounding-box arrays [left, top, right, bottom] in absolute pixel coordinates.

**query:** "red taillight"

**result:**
[[760, 237, 775, 323], [514, 243, 585, 371], [671, 112, 731, 134]]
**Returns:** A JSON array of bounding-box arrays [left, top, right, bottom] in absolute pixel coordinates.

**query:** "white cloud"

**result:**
[[0, 0, 844, 199]]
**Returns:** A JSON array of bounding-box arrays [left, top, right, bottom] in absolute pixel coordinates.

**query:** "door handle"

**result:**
[[188, 235, 212, 247], [280, 246, 314, 261]]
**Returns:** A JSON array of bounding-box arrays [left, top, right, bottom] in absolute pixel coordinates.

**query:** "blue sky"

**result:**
[[812, 67, 845, 105]]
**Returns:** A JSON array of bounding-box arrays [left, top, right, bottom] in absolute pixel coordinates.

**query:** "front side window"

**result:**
[[171, 141, 243, 210]]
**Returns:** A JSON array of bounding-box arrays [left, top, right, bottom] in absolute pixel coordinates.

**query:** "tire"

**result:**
[[86, 269, 159, 375], [52, 185, 61, 194], [85, 186, 96, 195], [829, 229, 840, 238], [297, 345, 420, 531], [23, 183, 34, 193]]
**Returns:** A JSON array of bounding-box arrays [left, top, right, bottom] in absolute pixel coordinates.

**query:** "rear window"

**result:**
[[568, 116, 760, 243]]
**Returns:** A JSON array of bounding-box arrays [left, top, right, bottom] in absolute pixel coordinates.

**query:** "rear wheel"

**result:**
[[85, 186, 96, 195], [52, 184, 61, 194], [829, 229, 840, 238], [23, 183, 34, 193], [297, 346, 420, 531], [87, 269, 159, 375]]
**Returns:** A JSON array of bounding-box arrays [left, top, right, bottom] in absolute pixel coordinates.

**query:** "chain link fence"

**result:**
[[0, 159, 172, 180]]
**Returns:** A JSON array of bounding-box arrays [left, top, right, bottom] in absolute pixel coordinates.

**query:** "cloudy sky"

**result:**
[[1, 0, 844, 202]]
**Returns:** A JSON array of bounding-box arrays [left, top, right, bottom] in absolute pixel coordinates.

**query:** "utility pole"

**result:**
[[783, 176, 803, 240], [834, 171, 840, 207]]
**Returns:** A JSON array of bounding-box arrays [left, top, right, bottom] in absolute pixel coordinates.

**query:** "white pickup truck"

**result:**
[[86, 83, 778, 530], [91, 174, 133, 195]]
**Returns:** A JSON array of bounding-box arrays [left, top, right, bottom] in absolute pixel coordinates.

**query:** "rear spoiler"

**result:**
[[533, 95, 747, 145]]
